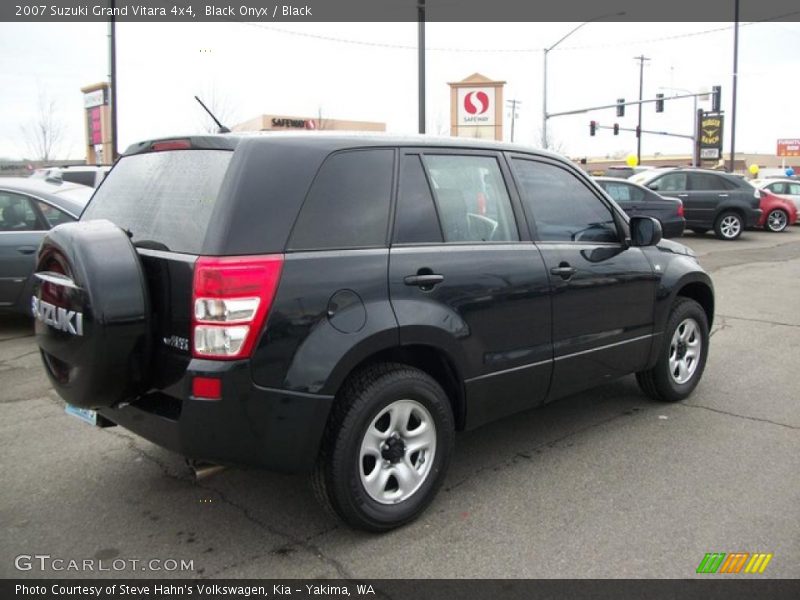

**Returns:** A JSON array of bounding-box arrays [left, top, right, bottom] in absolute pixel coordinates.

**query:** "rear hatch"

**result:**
[[81, 146, 233, 390]]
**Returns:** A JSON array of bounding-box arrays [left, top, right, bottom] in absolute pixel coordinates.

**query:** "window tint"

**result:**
[[34, 200, 75, 227], [513, 160, 619, 243], [0, 192, 41, 231], [289, 149, 393, 251], [423, 155, 518, 243], [61, 171, 96, 187], [689, 173, 728, 191], [394, 155, 443, 244], [84, 150, 232, 254]]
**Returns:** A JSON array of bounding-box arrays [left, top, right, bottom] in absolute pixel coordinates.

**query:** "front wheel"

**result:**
[[637, 298, 709, 402], [714, 211, 743, 240], [312, 363, 454, 532], [764, 209, 789, 233]]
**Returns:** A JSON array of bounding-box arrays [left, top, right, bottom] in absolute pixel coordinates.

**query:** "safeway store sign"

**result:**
[[777, 139, 800, 157]]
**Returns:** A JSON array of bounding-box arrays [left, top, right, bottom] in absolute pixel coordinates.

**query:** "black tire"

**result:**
[[713, 211, 743, 240], [312, 363, 454, 532], [764, 208, 789, 233], [690, 228, 708, 235], [636, 297, 709, 402]]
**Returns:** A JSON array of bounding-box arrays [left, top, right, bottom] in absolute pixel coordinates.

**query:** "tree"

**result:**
[[22, 92, 65, 162]]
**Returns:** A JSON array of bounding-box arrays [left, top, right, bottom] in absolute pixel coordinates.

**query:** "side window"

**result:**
[[650, 172, 687, 192], [288, 149, 394, 251], [788, 183, 800, 195], [61, 171, 96, 187], [34, 200, 75, 227], [513, 159, 619, 243], [393, 155, 443, 244], [423, 155, 518, 243], [767, 182, 786, 194], [602, 182, 632, 204], [689, 173, 727, 191], [0, 192, 42, 231]]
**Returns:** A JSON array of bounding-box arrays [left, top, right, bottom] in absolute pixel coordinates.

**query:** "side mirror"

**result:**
[[630, 216, 663, 247]]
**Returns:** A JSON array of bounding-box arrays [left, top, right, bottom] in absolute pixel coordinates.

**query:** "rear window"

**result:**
[[83, 150, 232, 254], [61, 171, 96, 187]]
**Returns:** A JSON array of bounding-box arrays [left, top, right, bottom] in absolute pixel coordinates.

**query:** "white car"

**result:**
[[752, 179, 800, 217], [30, 165, 111, 188]]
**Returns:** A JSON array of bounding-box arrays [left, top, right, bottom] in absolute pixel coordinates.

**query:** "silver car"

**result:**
[[0, 178, 92, 314]]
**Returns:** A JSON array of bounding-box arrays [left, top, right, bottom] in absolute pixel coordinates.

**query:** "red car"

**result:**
[[758, 189, 797, 232]]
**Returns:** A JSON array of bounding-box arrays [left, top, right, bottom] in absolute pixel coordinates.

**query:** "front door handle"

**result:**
[[404, 274, 444, 289], [718, 193, 729, 197], [550, 264, 577, 279], [16, 246, 37, 255], [678, 193, 689, 198]]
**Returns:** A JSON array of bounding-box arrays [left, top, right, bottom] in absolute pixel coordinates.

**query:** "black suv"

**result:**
[[633, 168, 761, 240], [32, 135, 714, 531]]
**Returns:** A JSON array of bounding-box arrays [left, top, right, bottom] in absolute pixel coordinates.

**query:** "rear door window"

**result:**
[[422, 154, 518, 243], [82, 150, 232, 254], [650, 172, 687, 192], [0, 192, 43, 231], [288, 149, 394, 251], [34, 200, 75, 227], [393, 154, 443, 244]]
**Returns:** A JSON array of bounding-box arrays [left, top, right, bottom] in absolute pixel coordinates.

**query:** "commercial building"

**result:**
[[233, 114, 385, 133]]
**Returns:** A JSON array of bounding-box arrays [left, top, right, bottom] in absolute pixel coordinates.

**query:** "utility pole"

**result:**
[[634, 55, 650, 164], [108, 0, 118, 162], [730, 0, 740, 171], [506, 99, 521, 142], [417, 0, 426, 134]]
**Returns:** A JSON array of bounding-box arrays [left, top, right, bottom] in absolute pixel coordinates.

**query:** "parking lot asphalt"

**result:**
[[1, 228, 798, 579]]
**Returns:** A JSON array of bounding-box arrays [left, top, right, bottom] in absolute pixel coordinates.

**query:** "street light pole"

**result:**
[[635, 55, 650, 164], [730, 0, 740, 171], [541, 13, 624, 149], [417, 0, 426, 134]]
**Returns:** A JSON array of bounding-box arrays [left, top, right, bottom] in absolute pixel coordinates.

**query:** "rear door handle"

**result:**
[[16, 246, 37, 255], [404, 274, 444, 288], [718, 193, 729, 197], [677, 194, 689, 198], [550, 264, 577, 279]]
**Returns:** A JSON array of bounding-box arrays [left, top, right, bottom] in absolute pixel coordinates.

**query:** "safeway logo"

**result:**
[[464, 91, 490, 115]]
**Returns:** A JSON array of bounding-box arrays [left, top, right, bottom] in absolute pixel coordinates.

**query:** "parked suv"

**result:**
[[631, 168, 761, 240], [31, 135, 714, 531]]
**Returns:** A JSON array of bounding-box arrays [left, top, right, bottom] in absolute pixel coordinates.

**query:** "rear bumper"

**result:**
[[98, 361, 333, 473], [661, 218, 686, 239]]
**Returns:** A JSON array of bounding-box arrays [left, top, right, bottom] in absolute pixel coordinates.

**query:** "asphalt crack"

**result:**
[[679, 403, 799, 430], [444, 402, 648, 492], [709, 315, 732, 338], [104, 428, 192, 482], [0, 349, 40, 366], [196, 482, 354, 580], [716, 314, 800, 329]]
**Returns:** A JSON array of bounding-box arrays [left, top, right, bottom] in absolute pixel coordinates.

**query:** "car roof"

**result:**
[[123, 131, 570, 161], [753, 178, 797, 186], [0, 177, 93, 216]]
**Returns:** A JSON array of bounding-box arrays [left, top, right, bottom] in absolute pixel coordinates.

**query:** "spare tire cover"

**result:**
[[32, 219, 150, 409]]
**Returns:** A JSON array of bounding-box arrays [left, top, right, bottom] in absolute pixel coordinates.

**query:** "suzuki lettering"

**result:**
[[31, 297, 84, 336]]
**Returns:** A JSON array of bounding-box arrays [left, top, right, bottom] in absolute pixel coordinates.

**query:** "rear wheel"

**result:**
[[765, 209, 788, 233], [312, 363, 454, 531], [714, 211, 743, 240], [637, 298, 709, 402]]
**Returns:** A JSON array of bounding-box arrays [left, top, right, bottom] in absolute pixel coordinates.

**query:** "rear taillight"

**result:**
[[151, 139, 191, 152], [677, 202, 684, 218], [192, 255, 284, 360]]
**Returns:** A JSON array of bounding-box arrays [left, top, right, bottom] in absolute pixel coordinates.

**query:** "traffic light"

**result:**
[[712, 85, 721, 112], [590, 120, 597, 136], [655, 93, 664, 113], [613, 123, 619, 135], [616, 98, 625, 117]]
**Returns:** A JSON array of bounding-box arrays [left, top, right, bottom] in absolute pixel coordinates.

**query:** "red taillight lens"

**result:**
[[192, 255, 284, 360], [677, 202, 684, 218], [192, 377, 222, 400]]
